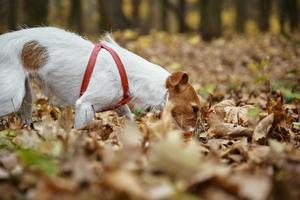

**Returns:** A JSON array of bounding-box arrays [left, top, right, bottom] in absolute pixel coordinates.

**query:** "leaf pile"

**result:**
[[0, 32, 300, 200]]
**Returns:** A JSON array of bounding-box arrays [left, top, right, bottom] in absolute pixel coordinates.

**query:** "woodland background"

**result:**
[[0, 0, 299, 39]]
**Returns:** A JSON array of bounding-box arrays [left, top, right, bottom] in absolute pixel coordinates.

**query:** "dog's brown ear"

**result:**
[[166, 71, 189, 91]]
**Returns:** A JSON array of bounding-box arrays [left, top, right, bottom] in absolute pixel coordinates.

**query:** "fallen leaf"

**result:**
[[58, 106, 74, 132], [216, 172, 272, 200], [104, 170, 145, 199], [0, 167, 9, 179], [252, 113, 274, 143], [148, 133, 202, 180]]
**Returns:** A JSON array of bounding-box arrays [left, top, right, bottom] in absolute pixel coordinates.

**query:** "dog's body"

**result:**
[[0, 27, 201, 130]]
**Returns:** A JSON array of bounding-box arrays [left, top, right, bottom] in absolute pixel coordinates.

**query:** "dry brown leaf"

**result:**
[[105, 122, 144, 170], [227, 126, 253, 138], [201, 187, 238, 200], [216, 173, 272, 200], [207, 100, 257, 139], [189, 164, 230, 186], [208, 122, 235, 137], [34, 116, 65, 140], [0, 183, 20, 200], [210, 100, 256, 126], [0, 167, 9, 179], [120, 122, 142, 148], [221, 138, 248, 160], [224, 105, 255, 126], [7, 114, 23, 129], [208, 122, 252, 139], [32, 177, 77, 200], [212, 100, 236, 118], [252, 113, 274, 143], [268, 139, 285, 155], [0, 153, 18, 170], [104, 170, 145, 199], [145, 102, 176, 138], [71, 156, 97, 184], [148, 133, 202, 180], [206, 110, 223, 129], [248, 145, 271, 164], [13, 129, 41, 149], [58, 106, 74, 132]]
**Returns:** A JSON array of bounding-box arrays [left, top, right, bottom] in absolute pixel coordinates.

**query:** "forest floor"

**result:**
[[0, 32, 300, 200]]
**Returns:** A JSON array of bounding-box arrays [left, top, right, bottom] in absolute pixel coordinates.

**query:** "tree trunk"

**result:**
[[112, 0, 131, 29], [258, 0, 271, 32], [162, 0, 187, 32], [142, 0, 160, 33], [69, 0, 82, 33], [235, 0, 247, 33], [23, 0, 48, 27], [161, 0, 168, 31], [287, 0, 298, 32], [199, 0, 222, 41], [48, 0, 67, 27], [279, 0, 298, 33], [98, 0, 112, 30], [98, 0, 130, 30], [132, 0, 141, 28], [0, 0, 7, 32], [178, 0, 187, 32], [8, 0, 18, 30]]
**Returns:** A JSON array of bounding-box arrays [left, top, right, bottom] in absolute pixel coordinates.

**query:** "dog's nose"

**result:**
[[192, 105, 200, 114]]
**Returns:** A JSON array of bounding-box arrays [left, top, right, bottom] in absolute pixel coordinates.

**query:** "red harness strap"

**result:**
[[79, 42, 131, 111]]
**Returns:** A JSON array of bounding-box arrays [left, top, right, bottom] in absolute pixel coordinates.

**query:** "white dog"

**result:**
[[0, 27, 201, 130]]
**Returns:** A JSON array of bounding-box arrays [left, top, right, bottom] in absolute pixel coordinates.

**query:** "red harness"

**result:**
[[79, 42, 131, 111]]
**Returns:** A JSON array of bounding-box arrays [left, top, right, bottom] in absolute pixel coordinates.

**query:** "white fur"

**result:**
[[0, 27, 170, 128]]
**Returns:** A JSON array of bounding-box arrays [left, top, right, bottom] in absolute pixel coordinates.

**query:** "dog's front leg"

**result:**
[[74, 101, 94, 129], [116, 104, 134, 120]]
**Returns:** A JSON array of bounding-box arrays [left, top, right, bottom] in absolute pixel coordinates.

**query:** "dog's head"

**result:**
[[166, 72, 201, 131]]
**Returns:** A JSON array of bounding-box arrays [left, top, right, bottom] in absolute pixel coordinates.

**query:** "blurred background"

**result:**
[[0, 0, 299, 40]]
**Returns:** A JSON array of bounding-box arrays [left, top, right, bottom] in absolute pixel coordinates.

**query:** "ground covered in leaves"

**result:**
[[0, 32, 300, 200]]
